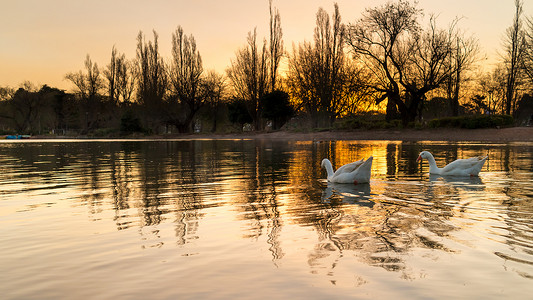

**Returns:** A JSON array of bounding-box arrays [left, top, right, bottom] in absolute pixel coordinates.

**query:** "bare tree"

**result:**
[[0, 86, 15, 102], [85, 56, 103, 101], [65, 55, 104, 101], [7, 84, 41, 133], [202, 70, 226, 132], [65, 55, 104, 132], [136, 30, 167, 130], [65, 70, 88, 99], [104, 46, 119, 104], [269, 0, 283, 91], [115, 56, 136, 103], [227, 28, 269, 130], [347, 1, 465, 124], [402, 16, 457, 122], [503, 0, 526, 115], [226, 1, 284, 130], [287, 4, 354, 127], [346, 0, 421, 122], [523, 16, 533, 89], [445, 20, 480, 116], [478, 66, 507, 114], [168, 26, 204, 133]]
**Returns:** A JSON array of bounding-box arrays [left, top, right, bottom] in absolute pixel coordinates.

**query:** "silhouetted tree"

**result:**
[[346, 0, 421, 122], [402, 16, 458, 122], [202, 70, 226, 132], [0, 86, 15, 102], [287, 4, 356, 127], [503, 0, 526, 115], [104, 46, 119, 104], [269, 0, 283, 91], [136, 30, 167, 131], [65, 55, 105, 132], [168, 26, 204, 133], [39, 85, 70, 133], [103, 46, 131, 104], [0, 83, 67, 134], [227, 29, 269, 130], [9, 87, 40, 133], [226, 1, 285, 131], [347, 1, 461, 124], [522, 16, 533, 89], [116, 56, 137, 103], [65, 55, 104, 101], [445, 21, 480, 116], [477, 66, 507, 114]]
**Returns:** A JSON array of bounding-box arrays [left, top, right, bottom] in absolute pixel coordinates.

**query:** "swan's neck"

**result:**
[[323, 160, 335, 180], [425, 154, 442, 174]]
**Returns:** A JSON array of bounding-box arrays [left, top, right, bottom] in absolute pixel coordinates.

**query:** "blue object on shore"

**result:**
[[5, 135, 31, 139]]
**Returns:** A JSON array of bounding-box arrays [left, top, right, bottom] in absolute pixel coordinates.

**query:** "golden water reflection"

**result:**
[[1, 140, 533, 298]]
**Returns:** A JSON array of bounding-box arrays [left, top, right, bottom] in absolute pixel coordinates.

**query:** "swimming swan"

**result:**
[[416, 151, 488, 176], [321, 157, 373, 184]]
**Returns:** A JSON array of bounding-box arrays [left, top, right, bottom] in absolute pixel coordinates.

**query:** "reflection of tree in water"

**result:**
[[3, 140, 533, 279], [490, 145, 533, 279], [495, 210, 533, 279], [303, 195, 461, 278], [303, 142, 533, 280], [138, 141, 218, 245], [231, 139, 290, 262], [289, 141, 475, 279], [3, 141, 219, 246]]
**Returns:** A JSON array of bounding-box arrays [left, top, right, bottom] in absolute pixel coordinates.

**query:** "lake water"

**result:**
[[1, 139, 532, 299]]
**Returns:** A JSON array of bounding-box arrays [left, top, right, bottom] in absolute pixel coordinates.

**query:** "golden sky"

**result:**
[[0, 0, 529, 90]]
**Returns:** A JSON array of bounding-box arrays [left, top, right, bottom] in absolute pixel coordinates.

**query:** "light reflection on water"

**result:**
[[1, 139, 533, 299]]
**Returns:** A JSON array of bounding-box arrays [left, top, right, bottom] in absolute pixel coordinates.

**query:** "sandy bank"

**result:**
[[30, 127, 533, 142], [156, 127, 533, 142]]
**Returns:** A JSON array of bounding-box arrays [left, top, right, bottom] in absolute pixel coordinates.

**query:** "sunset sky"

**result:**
[[1, 0, 530, 91]]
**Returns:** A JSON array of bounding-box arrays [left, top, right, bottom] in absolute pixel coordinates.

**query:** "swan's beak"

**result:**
[[416, 155, 421, 162]]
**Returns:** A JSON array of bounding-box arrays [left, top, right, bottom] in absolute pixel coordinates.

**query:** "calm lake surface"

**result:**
[[1, 139, 533, 299]]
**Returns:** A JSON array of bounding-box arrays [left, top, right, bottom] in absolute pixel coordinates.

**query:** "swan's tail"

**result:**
[[354, 156, 373, 183], [362, 156, 373, 168], [471, 155, 489, 176]]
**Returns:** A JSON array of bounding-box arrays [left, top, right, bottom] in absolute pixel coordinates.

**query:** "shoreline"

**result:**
[[26, 126, 533, 142]]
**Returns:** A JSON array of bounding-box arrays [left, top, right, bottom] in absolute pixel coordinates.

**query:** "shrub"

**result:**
[[428, 115, 514, 129], [228, 99, 253, 127], [120, 111, 143, 134], [334, 115, 412, 130], [260, 91, 294, 130], [91, 127, 119, 137]]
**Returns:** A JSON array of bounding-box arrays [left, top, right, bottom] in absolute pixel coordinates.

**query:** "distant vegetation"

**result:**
[[1, 0, 532, 136], [428, 115, 515, 129]]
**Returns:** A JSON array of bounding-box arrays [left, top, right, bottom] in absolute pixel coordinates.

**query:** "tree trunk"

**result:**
[[385, 99, 399, 122]]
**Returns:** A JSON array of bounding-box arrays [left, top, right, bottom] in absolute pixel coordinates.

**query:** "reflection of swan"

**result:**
[[417, 151, 487, 176], [429, 174, 483, 184], [321, 157, 373, 184], [322, 181, 373, 206], [429, 174, 485, 191]]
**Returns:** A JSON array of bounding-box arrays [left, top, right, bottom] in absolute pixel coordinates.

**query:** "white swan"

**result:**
[[321, 157, 373, 184], [416, 151, 488, 176]]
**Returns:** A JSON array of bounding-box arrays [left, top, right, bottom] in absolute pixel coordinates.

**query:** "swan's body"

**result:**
[[321, 157, 373, 184], [417, 151, 487, 176]]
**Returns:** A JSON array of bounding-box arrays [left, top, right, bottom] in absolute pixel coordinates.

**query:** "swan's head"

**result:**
[[417, 151, 431, 162], [321, 158, 330, 168]]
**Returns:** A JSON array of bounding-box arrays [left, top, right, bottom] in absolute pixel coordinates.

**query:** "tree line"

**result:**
[[1, 0, 533, 135]]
